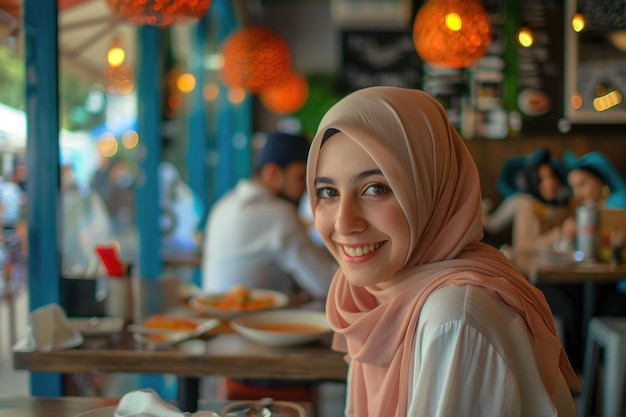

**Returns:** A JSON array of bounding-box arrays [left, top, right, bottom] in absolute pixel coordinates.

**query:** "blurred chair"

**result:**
[[219, 378, 312, 402], [580, 316, 626, 417]]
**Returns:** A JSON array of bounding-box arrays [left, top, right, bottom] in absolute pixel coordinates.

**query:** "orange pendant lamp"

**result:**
[[413, 0, 492, 69], [219, 25, 292, 94], [107, 0, 212, 26], [260, 72, 309, 114]]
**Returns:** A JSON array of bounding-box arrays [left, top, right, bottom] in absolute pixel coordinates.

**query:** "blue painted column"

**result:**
[[136, 26, 162, 281], [23, 0, 63, 396], [210, 0, 252, 201], [187, 16, 209, 211]]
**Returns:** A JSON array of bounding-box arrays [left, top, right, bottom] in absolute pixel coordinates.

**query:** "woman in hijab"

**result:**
[[306, 86, 579, 417]]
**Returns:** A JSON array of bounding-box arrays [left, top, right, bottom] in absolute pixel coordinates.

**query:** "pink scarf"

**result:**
[[306, 87, 580, 417]]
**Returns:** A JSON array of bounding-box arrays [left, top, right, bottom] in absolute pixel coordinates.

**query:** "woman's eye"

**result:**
[[315, 187, 337, 199], [364, 183, 390, 196]]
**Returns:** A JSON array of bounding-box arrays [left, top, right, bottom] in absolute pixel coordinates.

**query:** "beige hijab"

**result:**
[[306, 87, 579, 417]]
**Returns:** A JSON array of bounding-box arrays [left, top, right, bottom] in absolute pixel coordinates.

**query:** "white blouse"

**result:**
[[407, 285, 577, 417]]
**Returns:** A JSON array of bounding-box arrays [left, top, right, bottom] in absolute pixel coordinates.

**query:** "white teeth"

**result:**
[[343, 242, 382, 257]]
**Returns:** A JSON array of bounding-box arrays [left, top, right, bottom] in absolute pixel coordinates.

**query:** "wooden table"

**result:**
[[507, 250, 626, 285], [0, 396, 119, 417], [507, 249, 626, 343], [0, 396, 311, 416], [12, 329, 347, 412]]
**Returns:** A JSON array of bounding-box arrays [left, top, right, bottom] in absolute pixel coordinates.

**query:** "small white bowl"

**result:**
[[230, 309, 331, 347], [189, 289, 289, 319]]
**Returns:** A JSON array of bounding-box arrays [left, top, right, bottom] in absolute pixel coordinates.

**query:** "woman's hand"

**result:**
[[561, 217, 577, 243]]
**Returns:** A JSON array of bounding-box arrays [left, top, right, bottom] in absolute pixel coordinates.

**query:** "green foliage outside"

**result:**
[[294, 73, 342, 138], [0, 46, 25, 110], [0, 45, 105, 131]]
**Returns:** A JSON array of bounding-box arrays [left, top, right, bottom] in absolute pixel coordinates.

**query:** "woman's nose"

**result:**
[[335, 197, 367, 234]]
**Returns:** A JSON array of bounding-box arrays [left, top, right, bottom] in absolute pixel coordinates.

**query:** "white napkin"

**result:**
[[28, 303, 83, 352], [114, 389, 220, 417]]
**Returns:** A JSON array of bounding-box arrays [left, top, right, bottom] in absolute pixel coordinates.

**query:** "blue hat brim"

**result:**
[[496, 148, 566, 197], [563, 151, 626, 194]]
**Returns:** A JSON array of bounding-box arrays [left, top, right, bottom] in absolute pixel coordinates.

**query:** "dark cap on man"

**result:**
[[255, 131, 310, 169]]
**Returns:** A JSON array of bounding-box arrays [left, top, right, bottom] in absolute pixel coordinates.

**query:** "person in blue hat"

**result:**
[[509, 149, 585, 371], [564, 150, 626, 208], [562, 150, 626, 370]]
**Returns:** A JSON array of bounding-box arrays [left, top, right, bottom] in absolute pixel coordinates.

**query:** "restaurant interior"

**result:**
[[1, 0, 626, 415]]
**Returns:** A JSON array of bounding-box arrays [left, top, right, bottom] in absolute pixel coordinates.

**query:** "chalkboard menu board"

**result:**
[[515, 1, 564, 133], [339, 29, 422, 94]]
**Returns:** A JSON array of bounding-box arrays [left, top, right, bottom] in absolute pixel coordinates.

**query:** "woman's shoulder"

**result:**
[[419, 285, 521, 337]]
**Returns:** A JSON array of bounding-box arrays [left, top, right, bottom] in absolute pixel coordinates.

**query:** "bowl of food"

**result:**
[[230, 309, 332, 347], [128, 315, 220, 348], [190, 285, 289, 319]]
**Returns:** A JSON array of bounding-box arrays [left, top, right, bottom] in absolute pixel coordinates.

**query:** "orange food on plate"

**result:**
[[251, 323, 325, 333], [202, 285, 277, 311], [142, 315, 199, 331]]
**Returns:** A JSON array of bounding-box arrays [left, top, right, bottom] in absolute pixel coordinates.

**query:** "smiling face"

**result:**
[[312, 132, 410, 287]]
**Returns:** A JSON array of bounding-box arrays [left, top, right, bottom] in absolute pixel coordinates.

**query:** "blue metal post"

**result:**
[[136, 26, 162, 280], [210, 0, 252, 200], [23, 0, 63, 396], [187, 16, 209, 211]]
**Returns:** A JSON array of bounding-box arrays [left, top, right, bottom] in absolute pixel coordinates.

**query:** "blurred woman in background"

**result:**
[[511, 148, 576, 253], [508, 148, 585, 371]]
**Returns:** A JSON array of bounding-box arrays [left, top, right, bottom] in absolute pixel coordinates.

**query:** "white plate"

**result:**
[[518, 89, 551, 116], [230, 309, 331, 347], [189, 289, 289, 319], [127, 316, 220, 347], [69, 317, 125, 336], [74, 404, 221, 416], [74, 405, 116, 417]]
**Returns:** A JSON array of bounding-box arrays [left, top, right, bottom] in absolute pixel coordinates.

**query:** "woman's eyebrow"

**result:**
[[314, 176, 334, 186], [314, 169, 383, 187], [355, 169, 383, 181]]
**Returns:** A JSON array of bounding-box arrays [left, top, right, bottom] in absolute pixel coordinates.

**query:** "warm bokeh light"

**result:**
[[97, 133, 119, 157], [121, 130, 139, 149], [106, 63, 134, 94], [572, 12, 585, 32], [227, 87, 246, 104], [445, 13, 462, 31], [413, 0, 491, 69], [107, 46, 125, 68], [517, 27, 534, 47], [260, 72, 309, 114], [117, 79, 134, 94], [176, 73, 196, 93], [106, 0, 212, 26], [593, 90, 622, 112], [571, 93, 583, 109], [204, 83, 220, 101], [219, 25, 292, 93]]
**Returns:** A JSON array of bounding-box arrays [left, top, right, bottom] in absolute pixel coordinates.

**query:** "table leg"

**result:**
[[581, 282, 596, 347], [177, 376, 199, 412]]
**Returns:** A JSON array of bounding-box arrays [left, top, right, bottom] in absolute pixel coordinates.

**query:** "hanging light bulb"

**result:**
[[572, 12, 586, 32], [107, 37, 125, 68], [412, 0, 492, 69], [219, 25, 293, 93], [517, 26, 534, 48], [107, 0, 212, 26]]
